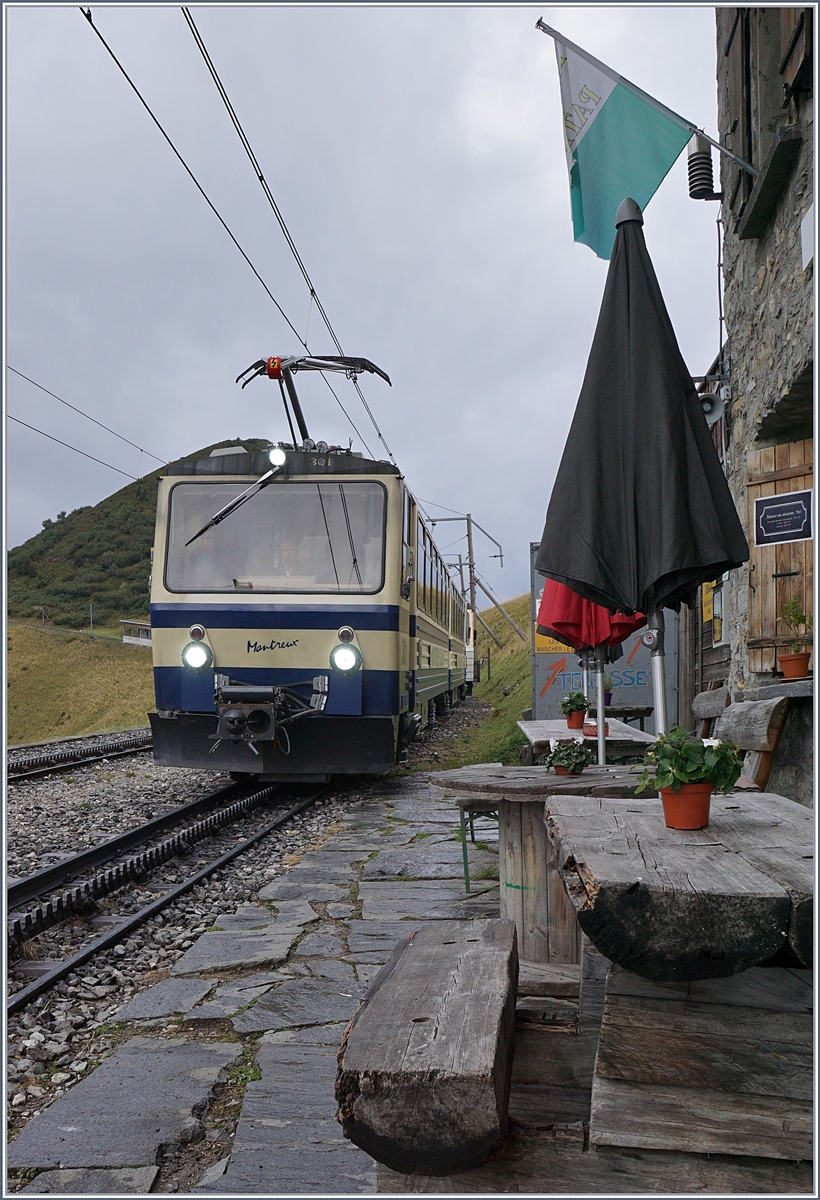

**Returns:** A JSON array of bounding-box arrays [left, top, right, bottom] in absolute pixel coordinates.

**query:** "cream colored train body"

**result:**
[[149, 445, 468, 781]]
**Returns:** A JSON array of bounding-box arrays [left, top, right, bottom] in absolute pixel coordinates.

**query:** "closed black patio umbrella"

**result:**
[[536, 198, 749, 730]]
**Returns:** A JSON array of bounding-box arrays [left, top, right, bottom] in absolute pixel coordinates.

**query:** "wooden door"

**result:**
[[746, 439, 813, 673]]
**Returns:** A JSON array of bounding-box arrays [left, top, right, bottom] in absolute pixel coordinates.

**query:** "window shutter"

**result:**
[[724, 9, 752, 212], [780, 8, 813, 95]]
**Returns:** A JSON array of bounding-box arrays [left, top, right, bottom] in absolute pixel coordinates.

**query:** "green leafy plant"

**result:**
[[602, 673, 615, 692], [558, 691, 588, 716], [777, 599, 812, 653], [636, 726, 743, 794], [548, 739, 594, 773]]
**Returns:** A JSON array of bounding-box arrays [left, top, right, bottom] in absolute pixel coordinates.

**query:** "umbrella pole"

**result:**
[[647, 606, 668, 735], [595, 646, 606, 765], [581, 652, 590, 703]]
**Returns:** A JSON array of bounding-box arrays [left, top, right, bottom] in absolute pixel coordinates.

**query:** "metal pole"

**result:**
[[457, 553, 466, 599], [645, 607, 668, 735], [90, 602, 93, 637], [466, 514, 477, 645], [581, 651, 590, 704], [596, 646, 606, 765]]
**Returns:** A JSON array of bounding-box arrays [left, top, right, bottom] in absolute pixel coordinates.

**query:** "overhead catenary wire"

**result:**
[[7, 366, 167, 464], [79, 8, 377, 463], [79, 8, 304, 347], [181, 6, 396, 465], [8, 416, 139, 480]]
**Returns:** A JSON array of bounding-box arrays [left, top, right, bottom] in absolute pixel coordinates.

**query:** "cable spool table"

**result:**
[[429, 764, 655, 965]]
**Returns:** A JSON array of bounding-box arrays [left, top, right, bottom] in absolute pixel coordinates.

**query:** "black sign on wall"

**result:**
[[754, 490, 813, 547]]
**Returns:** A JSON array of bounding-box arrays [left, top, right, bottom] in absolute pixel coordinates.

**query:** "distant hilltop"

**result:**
[[7, 439, 271, 630]]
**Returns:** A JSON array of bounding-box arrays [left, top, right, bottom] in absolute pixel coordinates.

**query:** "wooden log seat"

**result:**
[[546, 791, 813, 981], [336, 919, 518, 1176]]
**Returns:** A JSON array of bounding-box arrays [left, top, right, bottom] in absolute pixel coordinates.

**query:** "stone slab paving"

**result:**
[[358, 879, 499, 920], [170, 901, 316, 975], [112, 977, 215, 1022], [194, 1027, 376, 1194], [6, 1038, 243, 1170], [360, 842, 497, 880], [231, 976, 367, 1034], [11, 773, 501, 1194], [20, 1166, 159, 1193]]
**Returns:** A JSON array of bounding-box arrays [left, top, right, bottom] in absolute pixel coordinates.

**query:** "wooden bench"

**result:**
[[336, 919, 518, 1176], [589, 965, 813, 1167], [691, 688, 790, 790]]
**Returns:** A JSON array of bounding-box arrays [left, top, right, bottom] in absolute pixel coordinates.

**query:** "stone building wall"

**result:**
[[715, 7, 814, 696]]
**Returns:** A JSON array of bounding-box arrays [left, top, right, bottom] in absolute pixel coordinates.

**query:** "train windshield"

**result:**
[[165, 480, 387, 594]]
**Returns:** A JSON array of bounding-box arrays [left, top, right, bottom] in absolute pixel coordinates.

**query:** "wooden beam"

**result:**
[[336, 919, 518, 1176], [746, 463, 813, 486]]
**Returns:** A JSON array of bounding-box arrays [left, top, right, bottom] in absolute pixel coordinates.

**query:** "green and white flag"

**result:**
[[537, 21, 697, 259]]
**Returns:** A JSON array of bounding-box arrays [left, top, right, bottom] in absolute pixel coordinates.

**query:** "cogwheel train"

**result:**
[[149, 354, 470, 781]]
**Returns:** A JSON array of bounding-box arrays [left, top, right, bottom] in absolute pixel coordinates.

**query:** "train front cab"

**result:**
[[149, 448, 465, 781]]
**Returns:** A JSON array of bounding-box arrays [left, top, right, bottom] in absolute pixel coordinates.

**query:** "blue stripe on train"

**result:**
[[151, 603, 401, 631], [154, 666, 401, 717]]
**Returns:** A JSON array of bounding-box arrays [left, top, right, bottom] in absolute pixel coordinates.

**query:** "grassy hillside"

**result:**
[[7, 623, 156, 744], [413, 593, 532, 770], [7, 438, 272, 629]]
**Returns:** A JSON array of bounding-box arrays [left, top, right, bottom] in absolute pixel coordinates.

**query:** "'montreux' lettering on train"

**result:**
[[247, 638, 299, 653]]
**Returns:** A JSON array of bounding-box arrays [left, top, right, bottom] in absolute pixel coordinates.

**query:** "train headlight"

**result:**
[[269, 446, 287, 467], [181, 641, 213, 671], [329, 643, 362, 674]]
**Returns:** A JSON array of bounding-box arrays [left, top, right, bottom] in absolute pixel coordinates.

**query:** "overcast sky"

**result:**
[[5, 3, 723, 601]]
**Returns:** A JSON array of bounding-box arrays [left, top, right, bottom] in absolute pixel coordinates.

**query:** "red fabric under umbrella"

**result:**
[[537, 577, 646, 649]]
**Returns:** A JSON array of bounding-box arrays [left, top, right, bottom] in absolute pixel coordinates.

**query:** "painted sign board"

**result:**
[[529, 543, 677, 734], [753, 489, 813, 547]]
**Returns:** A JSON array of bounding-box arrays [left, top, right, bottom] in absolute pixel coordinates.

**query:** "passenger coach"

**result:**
[[149, 443, 468, 781]]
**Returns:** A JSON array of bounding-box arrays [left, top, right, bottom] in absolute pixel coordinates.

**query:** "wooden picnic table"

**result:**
[[429, 764, 654, 965], [545, 791, 814, 982], [517, 717, 655, 762], [587, 704, 654, 730]]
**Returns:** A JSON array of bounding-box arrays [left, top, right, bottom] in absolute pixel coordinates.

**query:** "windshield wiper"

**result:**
[[185, 466, 280, 547]]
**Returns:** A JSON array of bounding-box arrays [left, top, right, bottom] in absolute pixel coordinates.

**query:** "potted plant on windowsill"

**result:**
[[777, 599, 812, 679], [635, 726, 743, 829], [558, 691, 588, 729], [548, 739, 594, 775]]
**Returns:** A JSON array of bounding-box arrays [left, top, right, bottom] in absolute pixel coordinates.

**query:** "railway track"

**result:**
[[8, 729, 153, 781], [7, 786, 325, 1015], [7, 780, 277, 950]]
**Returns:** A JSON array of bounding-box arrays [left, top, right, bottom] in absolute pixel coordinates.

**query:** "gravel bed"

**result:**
[[7, 762, 224, 879], [6, 697, 492, 1188]]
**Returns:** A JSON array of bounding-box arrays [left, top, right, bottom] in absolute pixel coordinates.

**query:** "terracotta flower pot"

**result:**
[[554, 765, 583, 775], [659, 783, 713, 830], [566, 710, 585, 729], [778, 651, 811, 680]]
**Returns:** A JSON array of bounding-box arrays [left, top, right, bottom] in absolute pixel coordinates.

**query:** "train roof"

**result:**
[[164, 449, 401, 478]]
